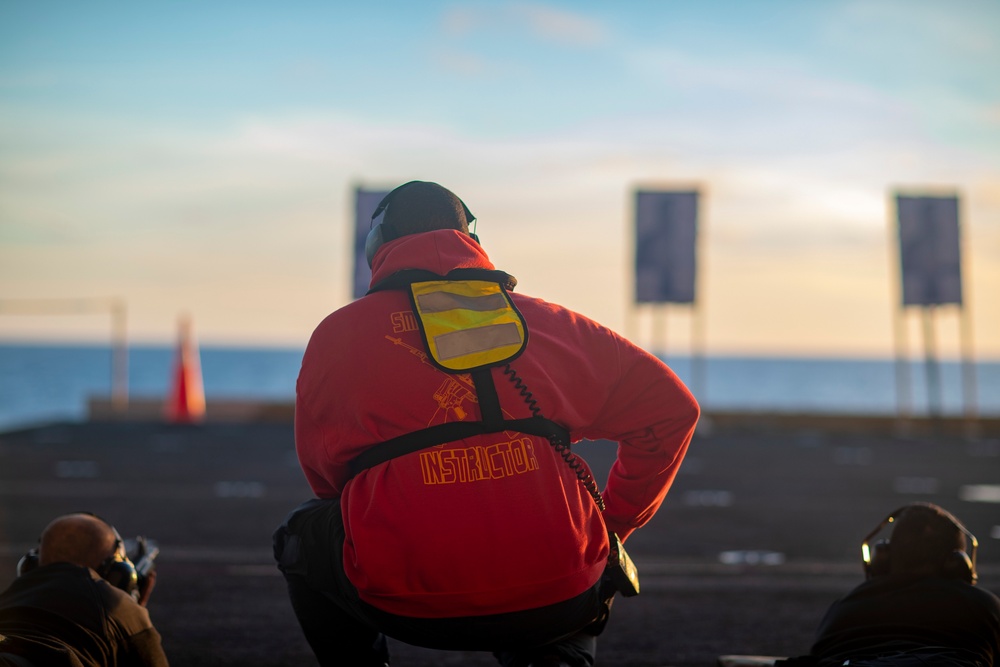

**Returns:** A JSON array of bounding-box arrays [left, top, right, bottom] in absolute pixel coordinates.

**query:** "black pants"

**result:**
[[273, 498, 612, 666], [0, 655, 36, 667]]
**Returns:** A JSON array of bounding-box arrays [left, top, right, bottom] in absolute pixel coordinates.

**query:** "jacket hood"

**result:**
[[369, 229, 496, 288]]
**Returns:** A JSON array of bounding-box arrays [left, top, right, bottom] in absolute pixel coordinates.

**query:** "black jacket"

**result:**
[[0, 563, 168, 667], [807, 574, 1000, 666]]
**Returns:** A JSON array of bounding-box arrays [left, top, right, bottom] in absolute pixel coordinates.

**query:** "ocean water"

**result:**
[[0, 343, 998, 432]]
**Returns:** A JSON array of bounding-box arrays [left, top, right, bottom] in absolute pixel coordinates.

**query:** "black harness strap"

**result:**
[[368, 268, 517, 295], [351, 266, 556, 478], [348, 416, 569, 478], [472, 369, 503, 430]]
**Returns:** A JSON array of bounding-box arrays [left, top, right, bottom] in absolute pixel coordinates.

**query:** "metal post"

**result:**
[[893, 306, 912, 418], [625, 303, 638, 346], [111, 299, 129, 412], [652, 305, 667, 361], [691, 301, 706, 405], [889, 193, 912, 427], [921, 306, 941, 418], [959, 303, 978, 419]]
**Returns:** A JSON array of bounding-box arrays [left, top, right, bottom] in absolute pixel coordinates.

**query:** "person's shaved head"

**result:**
[[38, 513, 117, 569]]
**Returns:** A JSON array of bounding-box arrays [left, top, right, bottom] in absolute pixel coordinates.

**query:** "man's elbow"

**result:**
[[682, 392, 701, 428]]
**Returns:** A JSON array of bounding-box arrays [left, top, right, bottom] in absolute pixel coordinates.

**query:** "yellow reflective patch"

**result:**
[[416, 291, 507, 313], [435, 322, 523, 361], [410, 280, 527, 372]]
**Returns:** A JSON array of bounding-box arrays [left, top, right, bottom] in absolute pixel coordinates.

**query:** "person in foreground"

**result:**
[[0, 513, 169, 667], [273, 180, 700, 666], [779, 502, 1000, 667]]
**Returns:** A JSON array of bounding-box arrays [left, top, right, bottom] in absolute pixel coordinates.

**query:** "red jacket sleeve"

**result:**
[[294, 385, 342, 498], [577, 337, 699, 542], [503, 296, 699, 543]]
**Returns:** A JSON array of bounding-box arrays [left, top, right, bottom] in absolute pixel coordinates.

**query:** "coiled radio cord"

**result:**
[[502, 363, 606, 512]]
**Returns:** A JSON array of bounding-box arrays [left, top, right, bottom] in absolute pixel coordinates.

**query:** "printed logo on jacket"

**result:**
[[385, 309, 540, 486]]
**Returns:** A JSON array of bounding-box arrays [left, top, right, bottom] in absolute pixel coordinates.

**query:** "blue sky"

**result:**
[[2, 1, 998, 357]]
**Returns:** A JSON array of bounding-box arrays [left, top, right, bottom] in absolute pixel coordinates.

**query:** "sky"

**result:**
[[1, 0, 998, 359]]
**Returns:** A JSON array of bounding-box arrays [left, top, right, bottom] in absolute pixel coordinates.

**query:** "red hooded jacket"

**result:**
[[295, 229, 699, 618]]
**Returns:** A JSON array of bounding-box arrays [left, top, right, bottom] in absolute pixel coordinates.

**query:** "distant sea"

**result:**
[[1, 343, 998, 432]]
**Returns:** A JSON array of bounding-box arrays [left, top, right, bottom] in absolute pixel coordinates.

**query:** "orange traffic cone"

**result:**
[[165, 314, 206, 423]]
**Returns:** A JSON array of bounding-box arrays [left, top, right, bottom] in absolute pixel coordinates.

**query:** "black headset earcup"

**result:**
[[865, 540, 892, 579], [99, 558, 138, 594], [942, 550, 975, 584], [18, 545, 138, 593], [365, 224, 386, 268], [17, 548, 40, 577]]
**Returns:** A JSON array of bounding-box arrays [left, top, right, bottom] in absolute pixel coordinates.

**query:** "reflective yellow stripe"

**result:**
[[410, 280, 527, 372], [416, 291, 507, 313], [435, 322, 523, 360]]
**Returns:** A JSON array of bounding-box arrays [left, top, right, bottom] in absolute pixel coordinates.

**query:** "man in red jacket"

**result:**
[[274, 181, 699, 667]]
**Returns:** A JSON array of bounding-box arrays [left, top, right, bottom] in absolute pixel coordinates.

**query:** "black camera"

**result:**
[[128, 536, 160, 588]]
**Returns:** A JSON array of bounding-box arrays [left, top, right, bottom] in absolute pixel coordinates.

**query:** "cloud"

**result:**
[[512, 3, 608, 47], [835, 0, 1000, 59], [627, 44, 905, 114], [430, 48, 503, 77], [430, 3, 608, 80], [441, 3, 607, 48], [3, 97, 998, 351]]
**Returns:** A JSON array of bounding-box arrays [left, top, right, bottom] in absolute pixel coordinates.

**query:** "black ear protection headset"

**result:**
[[16, 512, 139, 595], [861, 505, 978, 585], [365, 180, 478, 268]]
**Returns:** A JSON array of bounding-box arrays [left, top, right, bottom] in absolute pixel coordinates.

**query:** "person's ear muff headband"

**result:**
[[17, 512, 139, 595], [861, 505, 979, 584]]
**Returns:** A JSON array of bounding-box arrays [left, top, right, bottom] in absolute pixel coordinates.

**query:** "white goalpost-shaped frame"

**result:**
[[0, 298, 129, 412]]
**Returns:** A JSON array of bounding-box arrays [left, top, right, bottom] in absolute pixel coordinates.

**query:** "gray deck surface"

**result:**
[[1, 420, 997, 666]]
